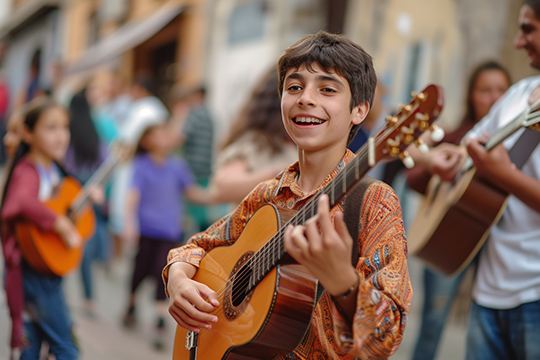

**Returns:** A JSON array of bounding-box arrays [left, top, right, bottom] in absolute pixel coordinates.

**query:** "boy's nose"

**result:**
[[297, 89, 316, 107]]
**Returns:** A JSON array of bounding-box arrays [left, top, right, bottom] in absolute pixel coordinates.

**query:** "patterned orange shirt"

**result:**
[[164, 150, 412, 359]]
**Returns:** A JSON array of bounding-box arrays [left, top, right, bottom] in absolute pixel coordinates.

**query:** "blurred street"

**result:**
[[0, 249, 467, 360]]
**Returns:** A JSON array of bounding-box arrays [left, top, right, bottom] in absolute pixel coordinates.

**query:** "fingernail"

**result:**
[[211, 316, 218, 323], [205, 324, 212, 329]]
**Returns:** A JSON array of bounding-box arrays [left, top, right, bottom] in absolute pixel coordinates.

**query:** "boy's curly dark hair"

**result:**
[[277, 31, 377, 145]]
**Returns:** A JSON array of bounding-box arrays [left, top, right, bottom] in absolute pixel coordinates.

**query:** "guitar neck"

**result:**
[[71, 153, 120, 213], [237, 84, 443, 295], [484, 112, 527, 151], [245, 143, 375, 292]]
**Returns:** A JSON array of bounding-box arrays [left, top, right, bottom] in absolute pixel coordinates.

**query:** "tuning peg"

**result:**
[[430, 125, 445, 142], [416, 92, 427, 101], [386, 115, 398, 124], [415, 112, 429, 121], [415, 139, 429, 154], [398, 104, 412, 113], [401, 125, 415, 144], [399, 150, 415, 169]]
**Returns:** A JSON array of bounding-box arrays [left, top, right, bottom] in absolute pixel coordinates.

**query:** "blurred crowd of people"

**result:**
[[3, 1, 540, 358], [0, 56, 303, 357]]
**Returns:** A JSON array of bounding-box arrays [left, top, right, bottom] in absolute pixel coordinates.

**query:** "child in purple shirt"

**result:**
[[121, 120, 212, 350]]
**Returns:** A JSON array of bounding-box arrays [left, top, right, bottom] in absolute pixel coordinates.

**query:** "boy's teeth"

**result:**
[[295, 117, 323, 124]]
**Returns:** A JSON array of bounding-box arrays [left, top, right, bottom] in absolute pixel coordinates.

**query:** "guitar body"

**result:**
[[173, 204, 318, 360], [15, 176, 96, 276], [408, 169, 508, 275]]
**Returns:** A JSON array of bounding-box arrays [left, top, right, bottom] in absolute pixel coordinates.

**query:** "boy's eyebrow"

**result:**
[[285, 72, 345, 88]]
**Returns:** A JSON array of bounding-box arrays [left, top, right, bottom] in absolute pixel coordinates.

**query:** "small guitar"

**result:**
[[15, 143, 132, 276], [407, 100, 540, 275], [173, 85, 444, 360]]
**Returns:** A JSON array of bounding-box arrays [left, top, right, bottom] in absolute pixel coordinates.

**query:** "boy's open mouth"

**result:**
[[293, 116, 326, 125]]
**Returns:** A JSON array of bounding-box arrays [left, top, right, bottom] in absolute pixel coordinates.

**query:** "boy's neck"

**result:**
[[26, 151, 54, 169], [296, 147, 347, 194]]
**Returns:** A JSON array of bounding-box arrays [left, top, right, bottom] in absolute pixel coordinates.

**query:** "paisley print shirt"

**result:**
[[164, 150, 412, 359]]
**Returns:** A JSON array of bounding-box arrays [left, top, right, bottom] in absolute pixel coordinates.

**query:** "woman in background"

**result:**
[[408, 61, 512, 360]]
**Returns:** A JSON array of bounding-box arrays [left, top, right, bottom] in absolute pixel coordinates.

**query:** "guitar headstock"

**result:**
[[370, 84, 444, 168]]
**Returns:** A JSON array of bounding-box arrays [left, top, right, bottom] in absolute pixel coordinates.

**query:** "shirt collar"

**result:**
[[276, 149, 356, 199]]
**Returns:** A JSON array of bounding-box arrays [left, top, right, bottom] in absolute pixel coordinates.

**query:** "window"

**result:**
[[228, 1, 267, 45]]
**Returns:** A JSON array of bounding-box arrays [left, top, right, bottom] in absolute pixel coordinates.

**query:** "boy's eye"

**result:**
[[287, 85, 302, 91], [321, 87, 336, 93]]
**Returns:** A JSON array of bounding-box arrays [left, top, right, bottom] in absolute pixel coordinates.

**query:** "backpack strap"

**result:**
[[315, 175, 376, 302]]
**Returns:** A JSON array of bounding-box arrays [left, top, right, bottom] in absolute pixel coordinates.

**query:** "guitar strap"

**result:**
[[315, 175, 376, 302], [508, 128, 540, 169]]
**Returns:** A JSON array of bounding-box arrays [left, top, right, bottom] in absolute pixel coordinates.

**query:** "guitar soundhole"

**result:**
[[223, 251, 255, 321]]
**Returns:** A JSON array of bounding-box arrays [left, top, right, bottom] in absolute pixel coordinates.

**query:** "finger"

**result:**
[[304, 217, 323, 255], [180, 297, 218, 325], [169, 306, 212, 332], [284, 225, 303, 262], [289, 225, 309, 257], [199, 285, 220, 307], [191, 287, 220, 314], [316, 194, 334, 236]]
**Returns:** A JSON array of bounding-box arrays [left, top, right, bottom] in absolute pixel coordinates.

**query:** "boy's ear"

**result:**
[[351, 101, 370, 125]]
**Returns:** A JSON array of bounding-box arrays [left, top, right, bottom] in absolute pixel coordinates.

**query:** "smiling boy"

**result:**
[[164, 31, 412, 359]]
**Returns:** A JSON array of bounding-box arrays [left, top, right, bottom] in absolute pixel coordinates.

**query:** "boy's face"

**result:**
[[281, 63, 369, 156]]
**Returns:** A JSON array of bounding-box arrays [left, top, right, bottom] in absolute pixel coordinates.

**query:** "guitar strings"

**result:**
[[197, 135, 379, 325], [199, 114, 408, 324]]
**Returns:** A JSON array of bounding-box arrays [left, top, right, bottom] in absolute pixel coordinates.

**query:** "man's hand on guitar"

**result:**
[[465, 136, 515, 190], [284, 194, 359, 297], [53, 215, 82, 250], [426, 143, 466, 181], [167, 262, 220, 333]]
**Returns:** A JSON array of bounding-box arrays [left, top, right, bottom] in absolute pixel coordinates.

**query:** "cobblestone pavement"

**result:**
[[0, 245, 466, 360]]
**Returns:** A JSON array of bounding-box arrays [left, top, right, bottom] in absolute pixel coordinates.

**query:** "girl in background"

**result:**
[[121, 114, 212, 350], [211, 69, 297, 207], [408, 61, 512, 360], [64, 88, 111, 317], [1, 99, 80, 359]]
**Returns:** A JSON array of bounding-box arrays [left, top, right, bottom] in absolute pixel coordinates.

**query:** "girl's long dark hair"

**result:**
[[461, 61, 511, 126], [0, 98, 66, 214], [69, 88, 100, 165]]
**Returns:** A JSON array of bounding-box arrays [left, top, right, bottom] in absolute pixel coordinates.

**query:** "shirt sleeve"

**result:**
[[1, 162, 57, 230], [332, 182, 412, 358], [162, 180, 272, 295], [176, 158, 195, 189]]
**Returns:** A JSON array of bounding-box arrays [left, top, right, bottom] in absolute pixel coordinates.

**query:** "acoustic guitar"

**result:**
[[407, 101, 540, 276], [15, 144, 131, 276], [173, 84, 444, 360]]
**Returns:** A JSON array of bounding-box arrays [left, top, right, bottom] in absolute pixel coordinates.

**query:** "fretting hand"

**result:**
[[283, 194, 358, 297]]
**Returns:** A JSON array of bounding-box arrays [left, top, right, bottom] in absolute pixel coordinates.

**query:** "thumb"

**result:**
[[200, 284, 220, 307]]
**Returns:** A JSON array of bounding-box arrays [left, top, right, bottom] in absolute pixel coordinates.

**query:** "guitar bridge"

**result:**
[[185, 331, 198, 350]]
